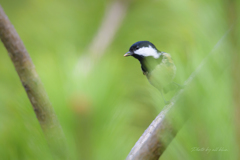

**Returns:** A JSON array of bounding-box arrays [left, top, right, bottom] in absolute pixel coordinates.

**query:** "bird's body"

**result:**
[[124, 41, 177, 104], [145, 52, 176, 93]]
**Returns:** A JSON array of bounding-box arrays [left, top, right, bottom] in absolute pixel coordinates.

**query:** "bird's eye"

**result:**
[[136, 46, 139, 50]]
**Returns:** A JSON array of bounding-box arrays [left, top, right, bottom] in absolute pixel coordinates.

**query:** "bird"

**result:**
[[124, 41, 179, 104]]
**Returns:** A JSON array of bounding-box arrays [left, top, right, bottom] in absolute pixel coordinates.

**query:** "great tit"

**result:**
[[124, 41, 178, 104]]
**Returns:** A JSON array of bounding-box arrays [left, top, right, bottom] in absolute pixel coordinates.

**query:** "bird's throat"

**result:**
[[137, 55, 163, 73]]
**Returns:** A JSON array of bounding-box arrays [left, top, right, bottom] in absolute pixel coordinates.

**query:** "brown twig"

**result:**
[[0, 6, 67, 160], [88, 0, 129, 57], [126, 28, 231, 160], [75, 0, 130, 76]]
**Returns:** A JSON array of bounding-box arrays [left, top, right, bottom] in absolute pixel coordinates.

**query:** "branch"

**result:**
[[75, 0, 130, 76], [0, 6, 67, 159], [126, 28, 232, 160], [88, 0, 129, 57]]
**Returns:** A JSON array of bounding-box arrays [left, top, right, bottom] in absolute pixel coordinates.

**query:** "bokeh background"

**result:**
[[0, 0, 239, 159]]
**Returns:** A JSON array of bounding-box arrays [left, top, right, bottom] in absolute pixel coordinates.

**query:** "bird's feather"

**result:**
[[145, 53, 176, 91]]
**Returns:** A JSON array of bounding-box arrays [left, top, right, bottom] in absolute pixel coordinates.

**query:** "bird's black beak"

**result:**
[[124, 51, 133, 57]]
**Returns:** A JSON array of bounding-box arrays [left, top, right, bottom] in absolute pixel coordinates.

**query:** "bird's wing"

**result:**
[[147, 53, 176, 90]]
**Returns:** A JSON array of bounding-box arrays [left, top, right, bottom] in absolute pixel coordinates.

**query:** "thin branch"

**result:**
[[0, 6, 67, 160], [88, 0, 129, 57], [126, 28, 232, 160], [75, 0, 130, 76]]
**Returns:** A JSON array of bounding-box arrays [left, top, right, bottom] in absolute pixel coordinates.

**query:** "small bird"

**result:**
[[124, 41, 178, 104]]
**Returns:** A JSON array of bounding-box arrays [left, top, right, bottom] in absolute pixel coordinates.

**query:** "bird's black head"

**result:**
[[124, 41, 163, 73], [124, 41, 160, 60], [129, 41, 157, 52]]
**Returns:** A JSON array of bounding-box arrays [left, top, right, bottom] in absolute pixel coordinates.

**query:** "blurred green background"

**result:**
[[0, 0, 239, 159]]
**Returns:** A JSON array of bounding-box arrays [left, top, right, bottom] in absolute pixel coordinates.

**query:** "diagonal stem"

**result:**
[[0, 5, 67, 160]]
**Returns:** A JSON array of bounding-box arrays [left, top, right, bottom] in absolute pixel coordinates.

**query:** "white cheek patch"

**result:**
[[134, 46, 160, 58]]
